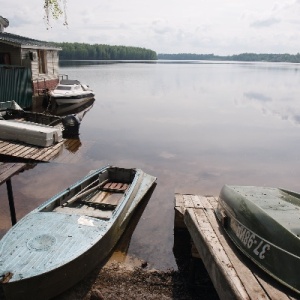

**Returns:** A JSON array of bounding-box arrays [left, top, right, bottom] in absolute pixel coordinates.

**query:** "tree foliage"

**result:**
[[54, 42, 157, 60], [158, 53, 300, 63], [44, 0, 68, 26]]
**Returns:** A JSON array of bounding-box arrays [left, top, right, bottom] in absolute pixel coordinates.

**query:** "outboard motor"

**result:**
[[62, 115, 81, 137]]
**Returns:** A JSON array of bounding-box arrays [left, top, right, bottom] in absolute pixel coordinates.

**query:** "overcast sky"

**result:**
[[2, 0, 300, 55]]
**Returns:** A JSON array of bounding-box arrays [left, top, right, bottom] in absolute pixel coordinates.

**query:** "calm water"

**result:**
[[2, 60, 300, 270]]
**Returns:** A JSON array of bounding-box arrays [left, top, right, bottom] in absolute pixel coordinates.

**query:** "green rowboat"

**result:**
[[215, 185, 300, 294]]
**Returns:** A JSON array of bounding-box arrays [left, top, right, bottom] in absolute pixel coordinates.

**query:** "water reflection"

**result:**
[[2, 61, 300, 271], [51, 98, 95, 117], [63, 139, 82, 153]]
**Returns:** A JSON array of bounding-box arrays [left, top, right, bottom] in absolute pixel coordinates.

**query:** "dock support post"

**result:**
[[6, 179, 17, 225]]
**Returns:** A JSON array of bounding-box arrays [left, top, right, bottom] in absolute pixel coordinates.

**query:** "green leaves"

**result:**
[[44, 0, 68, 27]]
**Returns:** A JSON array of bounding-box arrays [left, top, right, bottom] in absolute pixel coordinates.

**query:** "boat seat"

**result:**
[[84, 190, 124, 208], [101, 182, 129, 193], [53, 205, 112, 220]]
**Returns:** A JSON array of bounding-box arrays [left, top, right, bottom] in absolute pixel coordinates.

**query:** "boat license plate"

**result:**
[[231, 218, 271, 260]]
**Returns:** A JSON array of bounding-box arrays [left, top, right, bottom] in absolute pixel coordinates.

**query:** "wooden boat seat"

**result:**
[[59, 182, 130, 210], [53, 205, 112, 220], [100, 182, 129, 193], [81, 187, 128, 209]]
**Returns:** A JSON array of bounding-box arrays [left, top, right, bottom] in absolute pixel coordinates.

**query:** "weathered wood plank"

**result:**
[[185, 207, 251, 300], [204, 208, 280, 299], [0, 138, 65, 162], [0, 141, 15, 151], [176, 193, 297, 300], [174, 194, 185, 216], [36, 142, 64, 161], [252, 272, 295, 300], [183, 194, 196, 208], [0, 163, 27, 185], [0, 142, 18, 153], [192, 194, 214, 209], [206, 196, 219, 208]]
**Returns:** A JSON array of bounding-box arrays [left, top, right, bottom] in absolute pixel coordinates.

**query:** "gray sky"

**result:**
[[2, 0, 300, 55]]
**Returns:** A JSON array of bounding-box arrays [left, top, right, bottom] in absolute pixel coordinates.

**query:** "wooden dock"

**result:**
[[0, 163, 28, 225], [0, 162, 27, 185], [174, 194, 299, 300], [0, 139, 64, 162]]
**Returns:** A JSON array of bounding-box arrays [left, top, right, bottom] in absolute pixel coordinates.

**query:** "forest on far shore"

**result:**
[[157, 53, 300, 63], [53, 42, 300, 63], [54, 42, 157, 60]]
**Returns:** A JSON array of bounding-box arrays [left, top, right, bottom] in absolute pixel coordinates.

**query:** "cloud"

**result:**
[[151, 19, 172, 35], [3, 0, 300, 54], [250, 17, 281, 28], [244, 92, 272, 102]]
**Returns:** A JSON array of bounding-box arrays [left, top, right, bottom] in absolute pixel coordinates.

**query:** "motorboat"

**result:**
[[50, 80, 95, 105], [215, 185, 300, 294], [0, 165, 156, 299], [1, 98, 96, 138]]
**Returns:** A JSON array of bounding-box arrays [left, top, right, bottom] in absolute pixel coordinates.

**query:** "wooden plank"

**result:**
[[101, 193, 123, 206], [175, 193, 185, 207], [206, 196, 218, 208], [0, 141, 15, 151], [177, 194, 297, 300], [0, 138, 64, 162], [175, 194, 185, 216], [204, 208, 279, 299], [183, 194, 196, 208], [0, 163, 26, 185], [0, 142, 18, 154], [90, 191, 108, 203], [203, 199, 295, 299], [191, 194, 214, 209], [185, 207, 251, 300], [252, 272, 296, 300], [36, 142, 64, 161]]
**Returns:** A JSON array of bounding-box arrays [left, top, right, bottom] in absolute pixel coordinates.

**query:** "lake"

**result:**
[[1, 60, 300, 270]]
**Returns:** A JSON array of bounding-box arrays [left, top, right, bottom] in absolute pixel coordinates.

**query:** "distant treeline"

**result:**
[[158, 53, 300, 63], [54, 42, 157, 60]]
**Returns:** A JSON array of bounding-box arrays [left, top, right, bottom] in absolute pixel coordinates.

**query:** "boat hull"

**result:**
[[0, 166, 156, 300], [52, 93, 95, 106], [215, 185, 300, 294]]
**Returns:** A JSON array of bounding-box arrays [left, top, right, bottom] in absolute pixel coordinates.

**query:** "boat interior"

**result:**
[[42, 167, 136, 220]]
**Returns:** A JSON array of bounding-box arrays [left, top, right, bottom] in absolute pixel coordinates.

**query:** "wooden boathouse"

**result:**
[[0, 16, 61, 107], [174, 194, 299, 300]]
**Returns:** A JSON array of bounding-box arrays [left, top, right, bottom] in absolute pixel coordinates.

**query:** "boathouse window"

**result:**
[[0, 53, 11, 65], [38, 50, 47, 74]]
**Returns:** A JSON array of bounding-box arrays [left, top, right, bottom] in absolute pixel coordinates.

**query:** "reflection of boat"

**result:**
[[50, 80, 95, 106], [51, 98, 95, 116], [0, 165, 156, 300], [215, 185, 300, 295], [51, 98, 95, 137]]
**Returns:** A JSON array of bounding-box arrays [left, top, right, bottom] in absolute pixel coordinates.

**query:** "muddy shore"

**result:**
[[55, 259, 219, 300], [55, 227, 219, 300]]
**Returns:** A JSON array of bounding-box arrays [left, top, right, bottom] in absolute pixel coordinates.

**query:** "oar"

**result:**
[[59, 178, 99, 206], [63, 179, 109, 207], [74, 178, 99, 197]]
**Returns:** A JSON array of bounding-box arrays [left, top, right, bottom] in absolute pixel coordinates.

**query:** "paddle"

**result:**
[[62, 179, 109, 207]]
